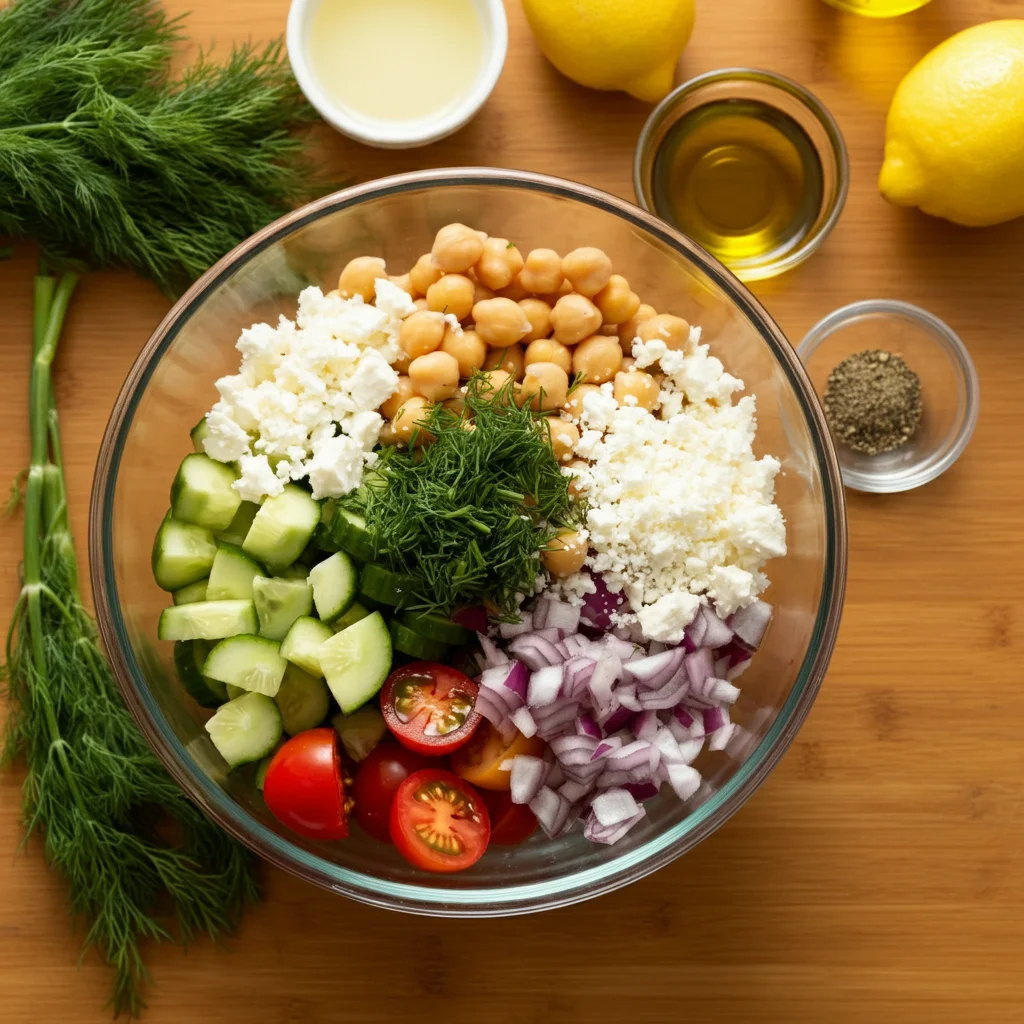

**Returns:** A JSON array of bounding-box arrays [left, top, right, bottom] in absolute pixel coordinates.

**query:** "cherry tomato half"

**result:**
[[352, 742, 432, 843], [390, 769, 490, 873], [380, 662, 481, 756], [263, 728, 348, 841], [450, 720, 545, 791], [480, 789, 539, 845]]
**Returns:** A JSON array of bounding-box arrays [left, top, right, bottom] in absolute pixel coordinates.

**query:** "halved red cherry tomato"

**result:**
[[352, 742, 432, 843], [380, 662, 481, 756], [390, 769, 490, 872], [480, 789, 539, 845], [450, 720, 545, 791], [263, 728, 348, 841]]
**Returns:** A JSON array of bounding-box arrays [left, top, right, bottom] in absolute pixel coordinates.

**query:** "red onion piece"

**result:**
[[473, 688, 507, 730], [633, 710, 660, 742], [510, 755, 548, 805], [476, 633, 508, 669], [727, 599, 772, 650], [510, 706, 537, 738], [545, 761, 566, 790], [592, 736, 623, 760], [606, 739, 654, 772], [622, 781, 660, 803], [583, 806, 645, 844], [684, 647, 715, 688], [637, 674, 688, 710], [528, 665, 564, 707], [576, 713, 601, 739], [550, 734, 600, 766], [616, 684, 641, 711], [622, 648, 681, 688], [508, 633, 565, 670], [665, 763, 701, 801], [452, 606, 489, 633], [701, 607, 734, 648], [727, 658, 751, 681], [499, 615, 534, 639], [559, 778, 595, 803], [562, 656, 597, 700], [600, 705, 634, 735], [708, 722, 734, 752], [702, 706, 726, 734], [529, 786, 571, 837], [580, 573, 626, 630], [539, 599, 582, 633], [672, 705, 697, 730], [532, 627, 563, 644], [562, 634, 595, 659], [687, 610, 708, 648], [587, 656, 621, 711], [591, 787, 640, 827], [597, 635, 637, 662]]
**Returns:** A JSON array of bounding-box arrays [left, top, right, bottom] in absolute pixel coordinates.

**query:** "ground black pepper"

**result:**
[[823, 349, 922, 456]]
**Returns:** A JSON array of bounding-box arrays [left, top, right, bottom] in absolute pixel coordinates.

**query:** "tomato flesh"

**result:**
[[450, 720, 545, 791], [352, 743, 432, 843], [381, 662, 481, 756], [481, 789, 539, 845], [263, 728, 348, 841], [390, 769, 490, 872]]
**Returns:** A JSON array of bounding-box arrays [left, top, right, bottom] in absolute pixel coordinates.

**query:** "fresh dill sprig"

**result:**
[[0, 0, 322, 296], [348, 377, 584, 617]]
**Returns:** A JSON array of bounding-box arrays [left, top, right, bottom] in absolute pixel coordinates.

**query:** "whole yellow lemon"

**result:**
[[879, 20, 1024, 227], [521, 0, 696, 103]]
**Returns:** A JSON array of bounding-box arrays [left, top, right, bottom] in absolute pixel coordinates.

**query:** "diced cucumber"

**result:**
[[190, 416, 212, 454], [317, 611, 392, 714], [152, 515, 217, 591], [279, 616, 334, 677], [359, 563, 418, 609], [324, 506, 378, 562], [242, 484, 320, 571], [313, 501, 341, 554], [206, 544, 264, 601], [202, 635, 287, 697], [255, 753, 273, 791], [158, 600, 258, 642], [279, 563, 312, 581], [170, 453, 242, 532], [253, 576, 313, 641], [215, 500, 260, 547], [274, 664, 331, 735], [332, 706, 387, 762], [308, 551, 357, 623], [205, 692, 282, 768], [172, 579, 209, 605], [225, 683, 246, 700], [389, 620, 447, 661], [173, 639, 226, 707], [332, 601, 371, 632], [400, 610, 472, 646]]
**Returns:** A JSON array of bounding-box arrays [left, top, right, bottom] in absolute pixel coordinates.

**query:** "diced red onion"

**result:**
[[473, 688, 507, 730], [562, 634, 594, 658], [647, 640, 668, 656], [592, 736, 623, 760], [559, 760, 605, 784], [637, 674, 688, 710], [702, 706, 726, 734], [509, 633, 565, 670], [687, 610, 708, 648], [633, 710, 660, 742], [544, 761, 566, 790], [684, 647, 715, 688], [595, 768, 632, 788], [510, 706, 537, 738], [622, 648, 681, 688], [510, 755, 547, 805], [532, 627, 564, 644], [600, 705, 634, 735], [708, 722, 734, 752], [499, 615, 533, 639], [665, 763, 701, 801], [533, 701, 580, 740], [476, 633, 508, 669], [597, 635, 637, 661], [672, 705, 697, 730], [559, 778, 595, 803], [591, 787, 640, 827], [538, 599, 582, 633], [727, 599, 772, 650], [652, 727, 685, 764], [606, 739, 654, 772], [701, 606, 734, 648], [452, 606, 489, 633], [528, 665, 564, 707], [727, 658, 751, 681], [622, 781, 660, 803], [580, 572, 626, 630], [562, 656, 596, 700], [616, 684, 641, 711], [587, 656, 621, 710], [550, 734, 600, 766], [675, 737, 704, 763], [583, 806, 645, 844], [529, 786, 571, 837], [576, 713, 601, 739]]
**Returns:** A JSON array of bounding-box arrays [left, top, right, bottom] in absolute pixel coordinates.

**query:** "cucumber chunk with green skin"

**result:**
[[332, 601, 370, 632], [190, 416, 211, 454], [173, 639, 226, 707], [279, 563, 312, 581], [202, 634, 287, 697], [274, 664, 331, 735], [324, 507, 377, 562], [359, 563, 418, 609], [388, 621, 447, 662], [225, 683, 246, 700], [279, 616, 334, 677], [332, 705, 387, 761], [206, 544, 264, 601], [158, 600, 258, 642], [152, 515, 217, 591], [205, 692, 282, 768], [172, 578, 209, 606], [318, 611, 392, 714], [253, 576, 313, 641], [170, 453, 242, 532], [215, 500, 260, 547], [400, 610, 472, 646], [242, 484, 320, 571], [309, 551, 358, 623]]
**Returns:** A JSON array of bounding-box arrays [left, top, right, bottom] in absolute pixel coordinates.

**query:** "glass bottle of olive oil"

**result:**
[[823, 0, 931, 15]]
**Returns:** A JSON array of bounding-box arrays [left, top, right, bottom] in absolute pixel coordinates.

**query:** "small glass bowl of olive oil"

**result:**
[[634, 69, 848, 281]]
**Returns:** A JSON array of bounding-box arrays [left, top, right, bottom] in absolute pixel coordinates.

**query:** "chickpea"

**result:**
[[637, 313, 691, 351], [400, 309, 446, 359], [378, 421, 402, 446], [409, 351, 460, 403], [518, 248, 564, 295], [431, 223, 485, 273], [380, 375, 416, 421], [392, 348, 412, 374], [519, 298, 552, 342], [572, 334, 623, 385], [388, 273, 415, 298], [594, 274, 640, 325], [562, 247, 613, 297], [541, 529, 589, 577], [496, 278, 530, 302], [518, 362, 569, 412], [338, 256, 386, 301], [473, 280, 496, 304], [524, 337, 572, 374], [621, 356, 636, 372], [484, 343, 524, 379], [392, 396, 433, 445], [472, 296, 532, 348], [474, 237, 525, 291], [550, 293, 602, 346], [548, 418, 580, 463], [599, 324, 620, 337], [565, 382, 601, 419], [618, 303, 657, 353], [413, 297, 430, 313], [443, 394, 470, 418], [440, 326, 487, 378], [409, 254, 443, 296], [613, 369, 661, 411], [426, 274, 475, 322], [478, 368, 515, 397]]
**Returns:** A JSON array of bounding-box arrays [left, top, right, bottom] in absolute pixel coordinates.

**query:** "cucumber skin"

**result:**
[[309, 551, 357, 623], [318, 611, 392, 715], [205, 693, 283, 769], [359, 563, 418, 609], [152, 516, 218, 592], [173, 640, 226, 708], [242, 485, 320, 572], [274, 665, 331, 735], [157, 600, 258, 642], [170, 453, 241, 532], [172, 579, 209, 606], [388, 621, 447, 662], [279, 616, 334, 678], [400, 611, 472, 646]]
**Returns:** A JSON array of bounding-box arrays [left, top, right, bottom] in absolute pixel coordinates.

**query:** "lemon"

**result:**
[[521, 0, 696, 103], [879, 20, 1024, 227]]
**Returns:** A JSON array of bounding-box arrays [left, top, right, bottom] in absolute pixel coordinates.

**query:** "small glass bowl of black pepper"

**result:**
[[798, 300, 979, 493]]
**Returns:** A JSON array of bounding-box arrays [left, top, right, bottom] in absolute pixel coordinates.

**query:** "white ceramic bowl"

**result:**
[[287, 0, 508, 149]]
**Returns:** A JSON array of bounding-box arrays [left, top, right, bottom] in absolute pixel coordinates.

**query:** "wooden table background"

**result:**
[[2, 0, 1023, 1021]]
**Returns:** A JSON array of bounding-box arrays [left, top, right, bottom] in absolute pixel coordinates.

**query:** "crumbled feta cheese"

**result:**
[[306, 433, 364, 500], [373, 277, 417, 320], [235, 453, 284, 503], [637, 592, 701, 644]]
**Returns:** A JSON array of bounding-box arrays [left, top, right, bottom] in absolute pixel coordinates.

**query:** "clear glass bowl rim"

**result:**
[[89, 167, 848, 917], [633, 67, 850, 280], [797, 298, 980, 493]]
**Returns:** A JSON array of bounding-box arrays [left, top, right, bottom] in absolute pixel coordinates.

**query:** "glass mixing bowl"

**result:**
[[89, 169, 847, 916]]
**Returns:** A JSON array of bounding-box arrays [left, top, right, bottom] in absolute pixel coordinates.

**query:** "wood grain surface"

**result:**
[[2, 1, 1023, 1021]]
